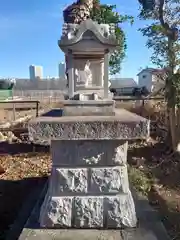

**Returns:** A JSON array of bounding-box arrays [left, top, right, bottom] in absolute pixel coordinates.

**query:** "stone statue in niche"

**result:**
[[75, 60, 92, 87], [84, 60, 92, 86]]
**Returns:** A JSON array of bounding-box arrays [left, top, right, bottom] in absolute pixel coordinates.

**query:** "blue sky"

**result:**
[[0, 0, 155, 80]]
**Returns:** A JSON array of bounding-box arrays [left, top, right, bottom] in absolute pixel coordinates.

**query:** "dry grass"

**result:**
[[0, 109, 38, 124], [128, 141, 180, 240], [116, 100, 167, 125]]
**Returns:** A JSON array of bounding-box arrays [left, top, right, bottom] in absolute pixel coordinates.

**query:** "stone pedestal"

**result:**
[[62, 100, 115, 116], [40, 140, 136, 228], [28, 108, 150, 229]]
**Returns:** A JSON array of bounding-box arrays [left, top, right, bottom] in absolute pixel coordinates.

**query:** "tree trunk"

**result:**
[[169, 107, 176, 151], [166, 37, 177, 151]]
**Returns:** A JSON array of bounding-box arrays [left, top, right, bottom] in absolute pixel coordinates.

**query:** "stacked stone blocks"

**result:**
[[40, 140, 137, 228]]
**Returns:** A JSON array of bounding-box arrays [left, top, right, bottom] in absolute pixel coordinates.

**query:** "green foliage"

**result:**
[[128, 166, 152, 196], [90, 1, 133, 75], [138, 0, 180, 68], [138, 0, 180, 107]]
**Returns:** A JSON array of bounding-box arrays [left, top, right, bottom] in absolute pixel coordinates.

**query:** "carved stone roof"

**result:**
[[58, 19, 119, 50]]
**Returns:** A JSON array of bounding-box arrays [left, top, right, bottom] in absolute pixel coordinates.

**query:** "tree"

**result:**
[[90, 1, 133, 75], [138, 0, 180, 151], [138, 0, 180, 68]]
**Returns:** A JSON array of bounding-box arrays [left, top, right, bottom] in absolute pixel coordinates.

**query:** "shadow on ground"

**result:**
[[0, 176, 47, 240], [0, 142, 50, 155], [148, 187, 180, 239], [41, 109, 63, 117]]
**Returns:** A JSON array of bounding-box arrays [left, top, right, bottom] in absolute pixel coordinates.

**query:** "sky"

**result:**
[[0, 0, 155, 80]]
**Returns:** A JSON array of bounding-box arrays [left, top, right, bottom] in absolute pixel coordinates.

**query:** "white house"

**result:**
[[138, 68, 166, 93]]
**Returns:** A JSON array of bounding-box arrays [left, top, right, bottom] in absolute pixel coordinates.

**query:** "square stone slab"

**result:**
[[28, 109, 149, 145], [62, 100, 115, 116]]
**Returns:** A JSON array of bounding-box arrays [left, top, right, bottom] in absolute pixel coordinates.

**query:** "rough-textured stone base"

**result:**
[[16, 183, 170, 240], [49, 166, 129, 195], [28, 109, 150, 144], [40, 197, 73, 227], [74, 197, 103, 228], [40, 193, 136, 228], [40, 140, 137, 228], [19, 229, 121, 240]]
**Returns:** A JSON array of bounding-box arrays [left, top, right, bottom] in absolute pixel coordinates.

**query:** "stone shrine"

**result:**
[[28, 0, 149, 231], [61, 0, 115, 100], [60, 19, 115, 100]]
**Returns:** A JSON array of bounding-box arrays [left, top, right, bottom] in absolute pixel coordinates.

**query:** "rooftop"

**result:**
[[110, 78, 138, 88], [137, 68, 167, 76]]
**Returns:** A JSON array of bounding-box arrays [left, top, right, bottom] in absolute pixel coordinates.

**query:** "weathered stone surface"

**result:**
[[28, 109, 150, 144], [74, 197, 103, 228], [38, 136, 138, 228], [19, 229, 122, 240], [51, 140, 127, 166], [59, 19, 117, 49], [90, 167, 129, 193], [17, 183, 170, 240], [62, 100, 115, 116], [39, 138, 137, 228], [107, 141, 128, 165], [40, 197, 72, 227], [105, 193, 137, 228], [63, 105, 115, 116], [39, 194, 137, 228], [50, 168, 88, 194]]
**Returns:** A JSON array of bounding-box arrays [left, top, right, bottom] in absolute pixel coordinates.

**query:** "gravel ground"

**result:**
[[0, 142, 51, 240]]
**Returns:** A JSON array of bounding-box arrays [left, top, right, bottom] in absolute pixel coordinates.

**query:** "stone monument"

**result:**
[[28, 0, 149, 231], [61, 0, 115, 100]]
